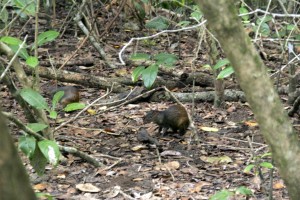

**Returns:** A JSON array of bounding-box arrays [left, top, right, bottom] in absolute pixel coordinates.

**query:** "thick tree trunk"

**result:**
[[0, 107, 37, 200], [195, 0, 300, 199]]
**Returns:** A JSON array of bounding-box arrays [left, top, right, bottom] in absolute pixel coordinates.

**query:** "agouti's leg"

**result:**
[[179, 128, 186, 135], [161, 127, 168, 136]]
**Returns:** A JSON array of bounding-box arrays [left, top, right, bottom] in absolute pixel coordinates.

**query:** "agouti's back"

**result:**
[[51, 86, 80, 107], [144, 104, 190, 135]]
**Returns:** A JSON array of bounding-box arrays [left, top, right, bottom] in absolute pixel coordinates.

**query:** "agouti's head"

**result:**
[[143, 110, 161, 124]]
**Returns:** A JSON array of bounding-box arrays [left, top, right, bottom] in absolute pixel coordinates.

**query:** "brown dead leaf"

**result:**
[[76, 183, 100, 192], [189, 182, 211, 193], [273, 180, 285, 190], [244, 120, 258, 127], [33, 183, 48, 191], [164, 161, 180, 170]]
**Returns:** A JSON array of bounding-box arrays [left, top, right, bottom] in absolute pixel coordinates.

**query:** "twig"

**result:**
[[118, 20, 207, 65]]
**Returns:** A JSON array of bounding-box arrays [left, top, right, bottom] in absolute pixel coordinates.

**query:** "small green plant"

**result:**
[[20, 88, 85, 119], [210, 186, 253, 200], [212, 58, 234, 79], [130, 52, 178, 88], [244, 152, 273, 175]]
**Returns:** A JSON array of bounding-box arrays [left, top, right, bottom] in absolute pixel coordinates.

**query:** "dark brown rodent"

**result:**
[[51, 86, 80, 107], [143, 104, 190, 136]]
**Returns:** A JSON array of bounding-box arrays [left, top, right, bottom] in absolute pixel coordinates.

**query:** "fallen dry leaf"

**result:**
[[76, 183, 100, 192]]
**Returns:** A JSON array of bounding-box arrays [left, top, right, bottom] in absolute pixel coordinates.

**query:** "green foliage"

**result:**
[[38, 140, 61, 166], [20, 88, 50, 111], [141, 64, 159, 88], [19, 134, 61, 175], [130, 53, 151, 61], [145, 16, 170, 30], [243, 152, 273, 175], [30, 145, 48, 175], [210, 190, 234, 200], [13, 0, 36, 16], [64, 102, 86, 112], [19, 135, 36, 158], [20, 88, 85, 119], [210, 186, 253, 200], [130, 52, 178, 88], [132, 66, 146, 82], [27, 123, 48, 133], [154, 53, 177, 67], [26, 56, 39, 68], [212, 58, 234, 79], [35, 30, 59, 49], [36, 193, 54, 200]]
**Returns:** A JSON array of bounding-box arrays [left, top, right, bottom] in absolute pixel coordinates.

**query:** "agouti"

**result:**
[[143, 104, 190, 136], [50, 86, 80, 107]]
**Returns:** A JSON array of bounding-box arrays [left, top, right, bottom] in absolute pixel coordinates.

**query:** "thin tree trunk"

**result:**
[[0, 106, 37, 200], [195, 0, 300, 199]]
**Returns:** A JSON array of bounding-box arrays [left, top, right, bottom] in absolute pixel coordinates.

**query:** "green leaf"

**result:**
[[191, 5, 202, 22], [177, 21, 190, 27], [35, 193, 54, 200], [130, 53, 151, 61], [239, 7, 249, 21], [52, 91, 64, 109], [0, 36, 23, 45], [243, 164, 255, 173], [30, 146, 47, 176], [261, 152, 272, 158], [26, 56, 39, 68], [0, 8, 9, 23], [145, 16, 169, 30], [260, 162, 273, 169], [19, 135, 36, 158], [36, 30, 59, 47], [49, 110, 58, 119], [153, 53, 177, 67], [20, 88, 50, 111], [132, 66, 145, 82], [64, 102, 86, 112], [235, 186, 253, 196], [286, 24, 296, 31], [133, 1, 146, 19], [9, 44, 29, 59], [142, 64, 158, 88], [210, 190, 234, 200], [256, 15, 272, 24], [13, 0, 35, 16], [213, 59, 230, 70], [259, 22, 271, 37], [38, 140, 61, 166], [27, 123, 48, 133], [217, 66, 234, 79]]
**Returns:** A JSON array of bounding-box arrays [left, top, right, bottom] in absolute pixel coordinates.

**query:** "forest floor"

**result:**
[[2, 2, 297, 200]]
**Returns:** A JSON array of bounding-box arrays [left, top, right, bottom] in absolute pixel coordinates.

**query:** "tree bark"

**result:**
[[195, 0, 300, 199], [0, 107, 37, 200]]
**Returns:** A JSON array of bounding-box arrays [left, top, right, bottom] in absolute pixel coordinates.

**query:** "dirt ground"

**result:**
[[2, 2, 297, 200]]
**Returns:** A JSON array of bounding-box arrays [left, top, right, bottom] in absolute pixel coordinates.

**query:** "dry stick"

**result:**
[[2, 111, 105, 167], [98, 0, 127, 39], [58, 35, 89, 70], [164, 165, 175, 181], [93, 87, 163, 117], [119, 20, 207, 65]]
